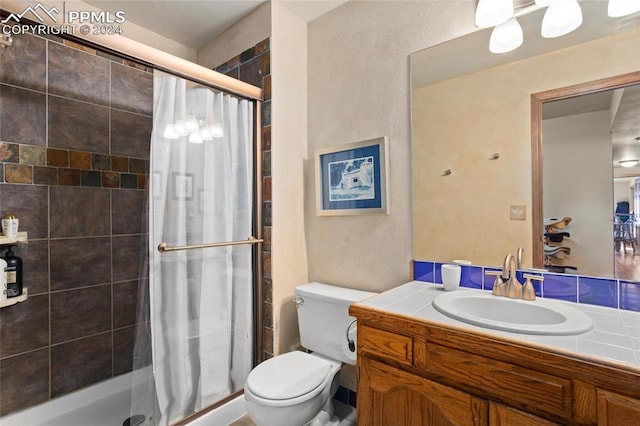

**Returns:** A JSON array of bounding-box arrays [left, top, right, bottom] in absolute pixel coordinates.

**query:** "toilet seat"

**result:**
[[246, 351, 335, 401]]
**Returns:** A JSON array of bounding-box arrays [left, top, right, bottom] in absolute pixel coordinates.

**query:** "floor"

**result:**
[[229, 414, 256, 425], [615, 250, 640, 281]]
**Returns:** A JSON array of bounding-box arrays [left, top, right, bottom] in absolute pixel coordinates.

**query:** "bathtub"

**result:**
[[0, 368, 247, 426]]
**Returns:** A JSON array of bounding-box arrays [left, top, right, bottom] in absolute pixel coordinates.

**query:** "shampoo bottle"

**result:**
[[0, 258, 7, 303], [4, 247, 22, 298]]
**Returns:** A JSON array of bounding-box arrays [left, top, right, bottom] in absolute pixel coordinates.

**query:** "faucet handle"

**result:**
[[522, 274, 543, 301], [485, 270, 506, 297]]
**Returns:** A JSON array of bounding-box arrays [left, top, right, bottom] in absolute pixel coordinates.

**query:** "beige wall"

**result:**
[[413, 27, 640, 268], [306, 1, 477, 293], [543, 111, 613, 277], [197, 2, 271, 70], [270, 1, 309, 354]]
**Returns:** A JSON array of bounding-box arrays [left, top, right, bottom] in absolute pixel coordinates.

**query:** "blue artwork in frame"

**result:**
[[315, 137, 389, 215]]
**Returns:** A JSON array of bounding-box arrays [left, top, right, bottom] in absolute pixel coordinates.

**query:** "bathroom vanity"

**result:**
[[349, 282, 640, 425]]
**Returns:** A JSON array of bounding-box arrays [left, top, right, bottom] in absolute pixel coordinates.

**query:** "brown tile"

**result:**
[[0, 184, 48, 238], [70, 151, 91, 169], [263, 176, 272, 201], [113, 280, 139, 329], [48, 96, 109, 154], [0, 349, 49, 416], [263, 327, 273, 355], [0, 32, 47, 91], [58, 168, 81, 186], [34, 166, 58, 185], [262, 101, 271, 126], [263, 74, 271, 100], [63, 40, 97, 55], [50, 237, 111, 290], [137, 175, 148, 190], [4, 164, 32, 184], [263, 301, 273, 328], [111, 63, 153, 115], [0, 143, 19, 163], [263, 150, 271, 175], [81, 170, 101, 187], [112, 189, 147, 235], [111, 110, 151, 159], [227, 55, 241, 69], [0, 84, 46, 146], [263, 276, 272, 303], [263, 201, 271, 227], [263, 251, 271, 278], [91, 153, 110, 170], [47, 148, 69, 167], [263, 226, 271, 252], [13, 240, 49, 295], [19, 145, 45, 166], [239, 53, 270, 88], [114, 323, 151, 375], [262, 126, 271, 151], [121, 174, 137, 189], [48, 42, 109, 105], [111, 156, 129, 172], [122, 60, 151, 72], [50, 186, 110, 237], [112, 235, 144, 282], [51, 333, 112, 398], [255, 38, 270, 55], [51, 285, 111, 344], [0, 294, 49, 357], [102, 171, 120, 188], [129, 158, 146, 174]]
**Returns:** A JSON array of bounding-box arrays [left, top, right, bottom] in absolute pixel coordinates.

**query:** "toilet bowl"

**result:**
[[244, 351, 341, 426], [244, 282, 376, 426]]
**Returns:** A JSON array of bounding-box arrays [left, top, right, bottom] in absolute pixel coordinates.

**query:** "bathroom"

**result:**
[[1, 0, 639, 425]]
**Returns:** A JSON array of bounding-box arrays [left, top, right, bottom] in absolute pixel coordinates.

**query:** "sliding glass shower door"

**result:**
[[146, 71, 256, 425]]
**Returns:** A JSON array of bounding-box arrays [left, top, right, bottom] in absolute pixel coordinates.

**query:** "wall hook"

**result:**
[[490, 153, 500, 160], [442, 169, 452, 176]]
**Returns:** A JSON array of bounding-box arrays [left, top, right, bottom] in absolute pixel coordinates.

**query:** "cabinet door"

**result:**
[[597, 389, 640, 425], [489, 402, 561, 426], [358, 358, 488, 426]]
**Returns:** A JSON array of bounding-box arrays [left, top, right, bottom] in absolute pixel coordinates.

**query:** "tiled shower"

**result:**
[[0, 31, 151, 416]]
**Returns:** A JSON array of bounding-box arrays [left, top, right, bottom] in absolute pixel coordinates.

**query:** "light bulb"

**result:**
[[475, 0, 514, 28], [490, 18, 523, 54], [541, 0, 583, 38], [163, 124, 179, 140], [188, 132, 203, 144], [608, 0, 640, 17], [619, 160, 639, 168], [210, 124, 224, 138]]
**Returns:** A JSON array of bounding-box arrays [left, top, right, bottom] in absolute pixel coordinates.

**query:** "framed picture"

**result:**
[[173, 172, 194, 200], [315, 137, 389, 216]]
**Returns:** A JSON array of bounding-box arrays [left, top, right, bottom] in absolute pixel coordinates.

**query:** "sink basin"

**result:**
[[432, 290, 593, 335]]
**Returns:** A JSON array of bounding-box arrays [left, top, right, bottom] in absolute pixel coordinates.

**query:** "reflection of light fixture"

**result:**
[[608, 0, 640, 17], [475, 0, 514, 28], [619, 160, 640, 168], [541, 0, 583, 38], [490, 18, 523, 53]]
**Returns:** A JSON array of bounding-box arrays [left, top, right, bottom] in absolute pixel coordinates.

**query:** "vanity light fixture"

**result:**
[[619, 159, 640, 168], [608, 0, 640, 17], [540, 0, 583, 38], [475, 0, 514, 28], [490, 17, 524, 53]]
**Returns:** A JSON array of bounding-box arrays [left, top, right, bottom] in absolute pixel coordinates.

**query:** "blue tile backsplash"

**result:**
[[413, 259, 640, 312]]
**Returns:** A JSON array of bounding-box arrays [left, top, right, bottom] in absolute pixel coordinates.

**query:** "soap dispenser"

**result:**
[[4, 246, 22, 298]]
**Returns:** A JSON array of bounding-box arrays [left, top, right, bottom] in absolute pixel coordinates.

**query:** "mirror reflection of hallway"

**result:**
[[543, 82, 640, 280]]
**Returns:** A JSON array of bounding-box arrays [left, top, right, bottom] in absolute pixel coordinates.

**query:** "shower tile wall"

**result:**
[[0, 31, 151, 416], [215, 38, 273, 360]]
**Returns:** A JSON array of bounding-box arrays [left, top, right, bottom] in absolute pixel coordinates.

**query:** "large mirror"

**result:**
[[410, 1, 640, 278]]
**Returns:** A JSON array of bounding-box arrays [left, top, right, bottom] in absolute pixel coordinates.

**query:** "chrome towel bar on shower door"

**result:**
[[157, 236, 263, 253]]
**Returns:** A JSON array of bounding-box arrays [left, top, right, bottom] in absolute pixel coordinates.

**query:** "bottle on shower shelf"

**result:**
[[4, 246, 22, 298]]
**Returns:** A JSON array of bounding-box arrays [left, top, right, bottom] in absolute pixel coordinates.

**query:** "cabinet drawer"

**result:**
[[359, 325, 413, 365], [416, 341, 572, 420]]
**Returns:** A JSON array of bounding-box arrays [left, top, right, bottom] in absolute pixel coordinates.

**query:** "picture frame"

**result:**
[[315, 136, 389, 216], [173, 172, 194, 200]]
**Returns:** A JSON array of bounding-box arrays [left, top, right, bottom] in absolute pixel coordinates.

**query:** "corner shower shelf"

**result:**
[[0, 231, 27, 246], [0, 287, 28, 309]]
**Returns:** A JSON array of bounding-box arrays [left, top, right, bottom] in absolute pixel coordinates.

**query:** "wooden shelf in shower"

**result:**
[[0, 231, 27, 246]]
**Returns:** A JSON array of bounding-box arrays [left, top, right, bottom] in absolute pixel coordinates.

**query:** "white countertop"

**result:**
[[356, 281, 640, 368]]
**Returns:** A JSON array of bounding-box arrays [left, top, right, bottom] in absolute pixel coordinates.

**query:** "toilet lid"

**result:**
[[246, 351, 332, 400]]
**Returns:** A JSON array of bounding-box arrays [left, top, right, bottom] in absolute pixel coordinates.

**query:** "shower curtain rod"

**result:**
[[157, 236, 263, 253]]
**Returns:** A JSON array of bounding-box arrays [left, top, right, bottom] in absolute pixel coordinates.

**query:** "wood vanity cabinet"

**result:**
[[349, 305, 640, 426]]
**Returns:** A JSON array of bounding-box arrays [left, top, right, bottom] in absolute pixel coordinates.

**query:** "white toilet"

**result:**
[[244, 282, 375, 426]]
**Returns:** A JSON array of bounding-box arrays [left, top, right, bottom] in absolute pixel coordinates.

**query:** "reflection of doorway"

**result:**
[[539, 80, 640, 280]]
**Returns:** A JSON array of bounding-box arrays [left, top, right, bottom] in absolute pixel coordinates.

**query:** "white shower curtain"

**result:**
[[148, 71, 254, 425]]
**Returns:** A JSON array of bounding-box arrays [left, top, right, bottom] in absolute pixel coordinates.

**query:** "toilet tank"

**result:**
[[295, 282, 376, 365]]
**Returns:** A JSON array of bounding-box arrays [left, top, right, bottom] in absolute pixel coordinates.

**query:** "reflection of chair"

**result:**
[[614, 216, 636, 254], [616, 201, 630, 223]]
